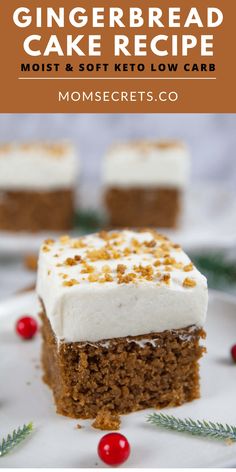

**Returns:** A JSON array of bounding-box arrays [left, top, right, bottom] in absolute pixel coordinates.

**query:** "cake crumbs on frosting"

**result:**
[[116, 264, 127, 274], [71, 240, 86, 249], [59, 235, 70, 244], [99, 230, 120, 241], [87, 248, 111, 261], [102, 265, 112, 273], [144, 239, 156, 248], [173, 262, 184, 269], [0, 141, 73, 157], [63, 278, 79, 287], [42, 245, 50, 253], [44, 238, 55, 245], [133, 264, 154, 280], [117, 273, 137, 284], [183, 263, 194, 272], [99, 273, 114, 283], [161, 273, 171, 285], [164, 256, 176, 265], [88, 273, 99, 282], [172, 243, 181, 250], [183, 277, 197, 288], [153, 259, 161, 267], [37, 229, 208, 343], [81, 264, 94, 274], [40, 230, 201, 289], [64, 257, 80, 266]]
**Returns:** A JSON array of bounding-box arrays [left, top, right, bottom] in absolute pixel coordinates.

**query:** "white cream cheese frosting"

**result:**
[[0, 141, 78, 190], [36, 230, 208, 343], [103, 140, 190, 188]]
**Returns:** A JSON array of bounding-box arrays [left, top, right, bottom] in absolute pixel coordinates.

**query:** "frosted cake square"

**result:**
[[103, 141, 190, 228], [0, 141, 77, 232], [37, 229, 208, 419]]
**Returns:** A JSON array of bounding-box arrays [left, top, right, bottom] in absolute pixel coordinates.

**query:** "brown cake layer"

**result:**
[[40, 309, 206, 420], [0, 189, 74, 232], [105, 187, 181, 228]]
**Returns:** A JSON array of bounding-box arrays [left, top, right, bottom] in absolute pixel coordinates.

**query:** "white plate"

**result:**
[[1, 290, 236, 468], [0, 184, 236, 256]]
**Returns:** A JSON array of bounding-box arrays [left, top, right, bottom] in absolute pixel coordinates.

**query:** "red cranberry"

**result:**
[[98, 432, 130, 466], [231, 344, 236, 362], [16, 316, 38, 340]]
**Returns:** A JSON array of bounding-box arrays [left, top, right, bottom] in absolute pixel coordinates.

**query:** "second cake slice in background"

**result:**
[[103, 140, 190, 229], [0, 141, 78, 232]]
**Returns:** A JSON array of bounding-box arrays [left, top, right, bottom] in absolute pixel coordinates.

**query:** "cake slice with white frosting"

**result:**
[[37, 229, 208, 421], [0, 141, 77, 232], [103, 140, 190, 228]]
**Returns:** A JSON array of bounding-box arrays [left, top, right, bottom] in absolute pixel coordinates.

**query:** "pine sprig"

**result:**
[[73, 210, 105, 233], [0, 422, 33, 457], [191, 253, 236, 289], [147, 413, 236, 443]]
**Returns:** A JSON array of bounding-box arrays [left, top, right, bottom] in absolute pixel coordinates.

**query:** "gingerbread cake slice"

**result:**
[[103, 140, 190, 228], [37, 229, 208, 420], [0, 141, 78, 232]]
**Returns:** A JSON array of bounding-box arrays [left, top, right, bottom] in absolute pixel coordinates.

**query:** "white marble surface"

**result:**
[[0, 257, 36, 300], [1, 290, 236, 468]]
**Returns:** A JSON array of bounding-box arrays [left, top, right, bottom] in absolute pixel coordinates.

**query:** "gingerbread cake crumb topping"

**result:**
[[161, 273, 171, 285], [174, 262, 184, 269], [81, 264, 94, 274], [44, 238, 55, 245], [42, 245, 50, 253], [63, 279, 79, 287], [88, 273, 99, 282], [102, 265, 111, 273], [117, 264, 127, 274], [117, 273, 137, 284], [133, 264, 154, 279], [144, 239, 156, 248], [99, 274, 114, 283], [60, 235, 70, 244], [183, 263, 194, 272], [183, 277, 197, 288], [87, 248, 111, 261], [71, 240, 86, 249], [153, 259, 161, 267], [64, 257, 79, 266], [38, 230, 205, 291]]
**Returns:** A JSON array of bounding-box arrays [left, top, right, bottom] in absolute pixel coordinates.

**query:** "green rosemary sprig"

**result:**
[[73, 210, 105, 233], [147, 413, 236, 442], [0, 422, 33, 457]]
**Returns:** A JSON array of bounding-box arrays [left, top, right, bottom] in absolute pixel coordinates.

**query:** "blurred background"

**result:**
[[0, 113, 235, 299], [0, 114, 235, 204]]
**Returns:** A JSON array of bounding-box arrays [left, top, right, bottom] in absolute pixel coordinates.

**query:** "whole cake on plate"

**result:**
[[103, 140, 190, 228], [37, 229, 208, 420], [0, 141, 77, 232]]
